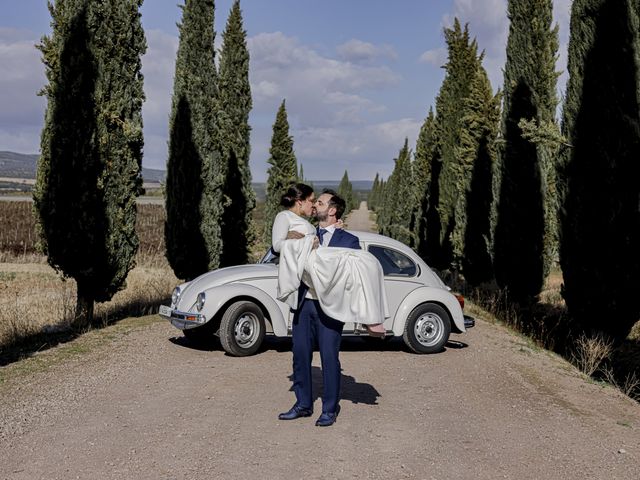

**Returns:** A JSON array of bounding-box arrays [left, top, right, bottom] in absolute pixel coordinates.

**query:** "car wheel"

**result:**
[[219, 300, 266, 357], [402, 303, 451, 354]]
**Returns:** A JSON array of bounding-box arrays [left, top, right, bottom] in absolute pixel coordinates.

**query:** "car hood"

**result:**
[[176, 264, 277, 311]]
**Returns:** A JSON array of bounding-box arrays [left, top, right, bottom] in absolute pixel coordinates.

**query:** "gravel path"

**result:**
[[1, 202, 639, 479], [344, 201, 376, 232]]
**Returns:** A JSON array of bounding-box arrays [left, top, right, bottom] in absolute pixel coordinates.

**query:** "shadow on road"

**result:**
[[285, 366, 381, 406]]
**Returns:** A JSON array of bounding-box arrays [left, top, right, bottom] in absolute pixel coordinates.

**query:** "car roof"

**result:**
[[348, 231, 415, 252]]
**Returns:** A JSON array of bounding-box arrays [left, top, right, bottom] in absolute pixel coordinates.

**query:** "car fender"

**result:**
[[199, 283, 289, 336], [391, 286, 466, 336]]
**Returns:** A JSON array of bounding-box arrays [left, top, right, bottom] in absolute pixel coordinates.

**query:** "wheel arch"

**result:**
[[391, 286, 465, 336], [199, 284, 288, 336]]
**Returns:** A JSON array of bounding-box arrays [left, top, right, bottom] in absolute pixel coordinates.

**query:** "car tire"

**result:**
[[219, 300, 266, 357], [402, 303, 451, 354]]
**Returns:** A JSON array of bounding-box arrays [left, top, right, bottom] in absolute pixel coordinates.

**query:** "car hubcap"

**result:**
[[414, 313, 444, 347], [234, 312, 260, 349]]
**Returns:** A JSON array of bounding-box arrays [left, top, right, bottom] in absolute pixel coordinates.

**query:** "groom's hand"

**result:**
[[286, 231, 304, 240]]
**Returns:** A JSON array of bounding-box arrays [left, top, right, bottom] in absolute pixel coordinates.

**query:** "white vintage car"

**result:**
[[159, 231, 474, 356]]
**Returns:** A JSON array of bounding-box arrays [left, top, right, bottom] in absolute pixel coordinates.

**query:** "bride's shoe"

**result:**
[[366, 323, 386, 338]]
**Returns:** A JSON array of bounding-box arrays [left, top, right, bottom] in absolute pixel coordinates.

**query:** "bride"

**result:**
[[271, 183, 388, 335]]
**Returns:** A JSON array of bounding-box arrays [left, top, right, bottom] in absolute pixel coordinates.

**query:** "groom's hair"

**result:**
[[322, 189, 346, 219]]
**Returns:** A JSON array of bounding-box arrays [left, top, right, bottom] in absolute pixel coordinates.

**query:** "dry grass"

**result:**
[[0, 263, 178, 353], [572, 333, 613, 376], [0, 201, 268, 357], [0, 202, 178, 355]]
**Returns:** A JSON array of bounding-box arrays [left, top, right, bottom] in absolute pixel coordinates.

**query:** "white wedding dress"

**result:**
[[272, 210, 389, 325]]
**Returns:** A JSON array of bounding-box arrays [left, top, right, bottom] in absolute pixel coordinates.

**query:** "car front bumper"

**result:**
[[159, 305, 206, 330]]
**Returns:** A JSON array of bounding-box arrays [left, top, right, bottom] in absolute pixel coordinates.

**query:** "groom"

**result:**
[[278, 189, 360, 427]]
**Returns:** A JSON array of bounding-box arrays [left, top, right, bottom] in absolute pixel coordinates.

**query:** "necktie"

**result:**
[[317, 227, 328, 245]]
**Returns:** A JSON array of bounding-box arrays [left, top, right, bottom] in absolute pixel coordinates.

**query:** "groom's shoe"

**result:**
[[278, 404, 313, 420], [315, 412, 338, 427]]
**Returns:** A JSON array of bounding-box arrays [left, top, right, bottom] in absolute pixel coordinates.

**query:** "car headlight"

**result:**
[[196, 292, 206, 312], [171, 287, 181, 307]]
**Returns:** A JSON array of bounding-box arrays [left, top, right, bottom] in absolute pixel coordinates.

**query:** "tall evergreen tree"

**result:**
[[165, 0, 222, 280], [35, 0, 146, 326], [493, 0, 560, 304], [559, 0, 640, 340], [368, 173, 380, 210], [264, 100, 298, 244], [431, 20, 480, 269], [337, 170, 356, 214], [412, 108, 437, 257], [218, 0, 255, 266], [455, 65, 501, 286], [378, 139, 414, 245]]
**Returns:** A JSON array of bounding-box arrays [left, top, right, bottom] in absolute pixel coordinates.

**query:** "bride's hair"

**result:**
[[280, 183, 314, 207]]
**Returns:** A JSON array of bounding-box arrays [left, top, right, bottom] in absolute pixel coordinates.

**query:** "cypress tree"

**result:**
[[165, 0, 222, 280], [455, 66, 501, 286], [35, 0, 146, 326], [493, 0, 560, 304], [412, 108, 437, 258], [337, 170, 356, 214], [218, 0, 255, 266], [368, 173, 380, 210], [378, 139, 413, 244], [559, 0, 640, 340], [264, 100, 298, 244], [432, 19, 479, 269]]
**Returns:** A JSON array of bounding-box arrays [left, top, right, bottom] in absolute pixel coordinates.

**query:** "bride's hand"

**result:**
[[286, 231, 305, 240], [312, 237, 319, 249], [335, 219, 345, 229]]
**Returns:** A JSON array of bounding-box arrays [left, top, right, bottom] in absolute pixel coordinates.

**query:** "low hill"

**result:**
[[0, 151, 166, 184], [0, 151, 373, 199]]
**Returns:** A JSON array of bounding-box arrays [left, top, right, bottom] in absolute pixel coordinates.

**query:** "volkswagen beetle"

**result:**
[[159, 231, 474, 356]]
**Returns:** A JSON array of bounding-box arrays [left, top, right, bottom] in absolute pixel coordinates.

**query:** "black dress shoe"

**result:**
[[278, 405, 313, 420], [315, 412, 337, 427]]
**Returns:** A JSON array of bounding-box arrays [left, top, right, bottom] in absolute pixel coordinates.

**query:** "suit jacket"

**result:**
[[296, 227, 361, 310]]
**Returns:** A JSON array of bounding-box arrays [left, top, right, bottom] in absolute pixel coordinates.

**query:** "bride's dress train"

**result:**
[[277, 232, 389, 327]]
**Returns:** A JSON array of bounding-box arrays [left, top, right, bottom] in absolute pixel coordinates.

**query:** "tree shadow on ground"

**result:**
[[0, 296, 170, 367]]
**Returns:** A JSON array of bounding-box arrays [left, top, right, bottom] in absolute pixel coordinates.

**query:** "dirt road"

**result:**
[[1, 202, 639, 479], [344, 200, 375, 232]]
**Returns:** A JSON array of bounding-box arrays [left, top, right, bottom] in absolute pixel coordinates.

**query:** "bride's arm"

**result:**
[[271, 212, 290, 253]]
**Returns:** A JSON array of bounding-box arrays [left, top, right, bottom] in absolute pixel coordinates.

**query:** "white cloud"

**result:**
[[336, 39, 397, 64], [249, 32, 400, 97], [0, 29, 46, 135], [418, 47, 447, 67], [440, 0, 571, 97], [293, 117, 422, 180]]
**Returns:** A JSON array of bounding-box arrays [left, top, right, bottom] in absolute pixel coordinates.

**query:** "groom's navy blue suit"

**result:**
[[291, 228, 360, 416]]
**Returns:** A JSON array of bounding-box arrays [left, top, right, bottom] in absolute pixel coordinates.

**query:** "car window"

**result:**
[[368, 245, 417, 277]]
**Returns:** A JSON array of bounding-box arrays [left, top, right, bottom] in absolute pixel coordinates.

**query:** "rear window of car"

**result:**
[[368, 245, 417, 277]]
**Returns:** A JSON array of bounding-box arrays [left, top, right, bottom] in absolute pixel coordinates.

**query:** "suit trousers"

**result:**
[[291, 298, 344, 414]]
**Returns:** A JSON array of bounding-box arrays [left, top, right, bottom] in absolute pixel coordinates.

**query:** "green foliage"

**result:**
[[34, 0, 146, 325], [412, 108, 437, 257], [264, 100, 298, 244], [493, 0, 560, 304], [417, 19, 491, 270], [367, 173, 381, 210], [165, 0, 223, 280], [559, 0, 640, 340], [218, 0, 255, 266], [455, 67, 501, 286], [337, 170, 356, 215], [377, 139, 414, 245]]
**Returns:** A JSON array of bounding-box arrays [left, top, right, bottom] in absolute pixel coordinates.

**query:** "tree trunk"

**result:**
[[75, 288, 94, 329]]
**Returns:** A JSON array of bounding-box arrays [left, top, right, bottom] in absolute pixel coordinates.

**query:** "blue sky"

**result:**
[[0, 0, 571, 181]]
